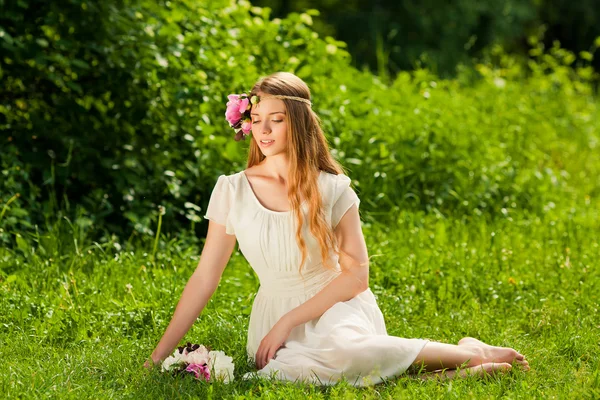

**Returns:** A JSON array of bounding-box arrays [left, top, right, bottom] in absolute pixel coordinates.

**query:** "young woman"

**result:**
[[145, 72, 529, 385]]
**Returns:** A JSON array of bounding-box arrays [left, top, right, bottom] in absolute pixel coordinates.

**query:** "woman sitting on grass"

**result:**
[[144, 71, 529, 385]]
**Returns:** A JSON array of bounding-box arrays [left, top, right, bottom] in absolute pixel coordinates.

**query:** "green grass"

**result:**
[[1, 201, 599, 398], [2, 1, 599, 397]]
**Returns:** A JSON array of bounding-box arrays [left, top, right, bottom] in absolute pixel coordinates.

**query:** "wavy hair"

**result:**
[[246, 72, 353, 275]]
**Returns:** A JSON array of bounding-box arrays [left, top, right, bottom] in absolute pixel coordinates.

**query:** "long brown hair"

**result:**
[[247, 72, 351, 275]]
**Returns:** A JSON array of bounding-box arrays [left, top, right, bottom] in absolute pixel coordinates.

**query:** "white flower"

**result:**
[[208, 350, 235, 383], [161, 351, 185, 372]]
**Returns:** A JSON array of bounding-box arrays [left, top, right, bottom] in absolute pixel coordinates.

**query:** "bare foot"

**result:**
[[458, 337, 529, 370], [417, 362, 512, 380]]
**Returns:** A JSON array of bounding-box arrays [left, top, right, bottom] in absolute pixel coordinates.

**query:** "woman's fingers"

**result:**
[[256, 341, 274, 369], [257, 338, 282, 369], [267, 348, 276, 366], [256, 342, 265, 369]]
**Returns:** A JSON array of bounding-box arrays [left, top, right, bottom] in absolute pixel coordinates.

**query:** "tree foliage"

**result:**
[[0, 0, 598, 246], [253, 0, 600, 77]]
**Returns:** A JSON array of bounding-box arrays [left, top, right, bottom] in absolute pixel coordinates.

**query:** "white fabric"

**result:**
[[203, 170, 428, 386]]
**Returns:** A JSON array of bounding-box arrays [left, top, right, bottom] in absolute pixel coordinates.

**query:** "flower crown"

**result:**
[[225, 93, 312, 141]]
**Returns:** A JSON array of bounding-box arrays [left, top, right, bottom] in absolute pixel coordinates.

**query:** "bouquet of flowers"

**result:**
[[161, 342, 235, 383]]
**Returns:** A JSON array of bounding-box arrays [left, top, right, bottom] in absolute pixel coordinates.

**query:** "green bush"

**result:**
[[254, 0, 540, 77], [253, 0, 600, 77], [0, 0, 353, 243], [331, 36, 599, 218], [1, 0, 598, 246]]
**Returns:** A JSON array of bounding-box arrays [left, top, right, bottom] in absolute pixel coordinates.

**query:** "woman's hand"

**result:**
[[143, 359, 154, 370], [143, 353, 161, 370], [255, 316, 294, 370]]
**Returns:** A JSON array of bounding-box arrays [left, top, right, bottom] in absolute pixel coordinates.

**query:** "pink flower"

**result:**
[[185, 346, 210, 365], [241, 119, 252, 134], [238, 97, 249, 113], [225, 105, 242, 126], [225, 93, 253, 126], [186, 363, 211, 381]]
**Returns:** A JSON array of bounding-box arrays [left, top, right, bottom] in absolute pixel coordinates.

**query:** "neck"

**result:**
[[259, 153, 291, 181]]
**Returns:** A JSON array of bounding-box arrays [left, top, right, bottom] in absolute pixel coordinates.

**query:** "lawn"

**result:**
[[2, 204, 598, 398], [2, 0, 599, 398]]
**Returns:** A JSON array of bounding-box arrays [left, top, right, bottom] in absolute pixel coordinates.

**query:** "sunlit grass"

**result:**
[[1, 205, 598, 398]]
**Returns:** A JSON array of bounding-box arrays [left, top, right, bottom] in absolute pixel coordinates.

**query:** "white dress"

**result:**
[[203, 170, 428, 386]]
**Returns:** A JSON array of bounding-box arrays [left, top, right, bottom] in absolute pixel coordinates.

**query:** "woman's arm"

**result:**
[[255, 203, 369, 369], [148, 221, 237, 365]]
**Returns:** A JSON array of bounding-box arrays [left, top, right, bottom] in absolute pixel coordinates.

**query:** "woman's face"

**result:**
[[250, 93, 288, 156]]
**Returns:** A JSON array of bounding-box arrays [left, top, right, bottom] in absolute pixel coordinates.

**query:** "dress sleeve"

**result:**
[[331, 174, 360, 229], [203, 175, 235, 235]]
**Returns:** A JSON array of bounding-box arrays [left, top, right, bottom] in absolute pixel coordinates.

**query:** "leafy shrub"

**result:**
[[1, 0, 598, 246], [0, 0, 352, 243]]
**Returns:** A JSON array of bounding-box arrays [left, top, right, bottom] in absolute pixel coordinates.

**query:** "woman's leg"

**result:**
[[412, 337, 528, 372]]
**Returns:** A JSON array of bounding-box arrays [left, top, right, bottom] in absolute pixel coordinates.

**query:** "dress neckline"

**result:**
[[240, 170, 322, 215]]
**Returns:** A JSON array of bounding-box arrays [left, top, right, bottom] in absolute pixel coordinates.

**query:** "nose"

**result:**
[[262, 122, 271, 134]]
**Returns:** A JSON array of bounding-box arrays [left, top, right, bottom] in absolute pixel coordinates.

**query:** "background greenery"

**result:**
[[1, 0, 599, 398], [1, 0, 599, 244], [253, 0, 600, 78]]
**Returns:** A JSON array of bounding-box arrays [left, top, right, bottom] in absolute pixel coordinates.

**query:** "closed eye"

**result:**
[[252, 120, 283, 124]]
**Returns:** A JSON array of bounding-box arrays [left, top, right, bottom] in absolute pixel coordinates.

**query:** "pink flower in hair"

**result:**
[[225, 93, 252, 127], [241, 119, 252, 134], [225, 103, 242, 126], [225, 92, 256, 140], [238, 97, 250, 113]]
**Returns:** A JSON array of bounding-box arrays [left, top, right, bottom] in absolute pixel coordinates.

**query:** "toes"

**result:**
[[495, 362, 513, 373], [501, 362, 513, 370], [516, 359, 530, 371], [477, 362, 512, 376], [508, 348, 526, 362]]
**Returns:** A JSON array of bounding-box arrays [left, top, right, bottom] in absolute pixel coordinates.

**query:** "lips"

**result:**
[[259, 139, 275, 147]]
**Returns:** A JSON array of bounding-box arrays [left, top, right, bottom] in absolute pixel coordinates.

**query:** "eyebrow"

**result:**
[[250, 111, 286, 116]]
